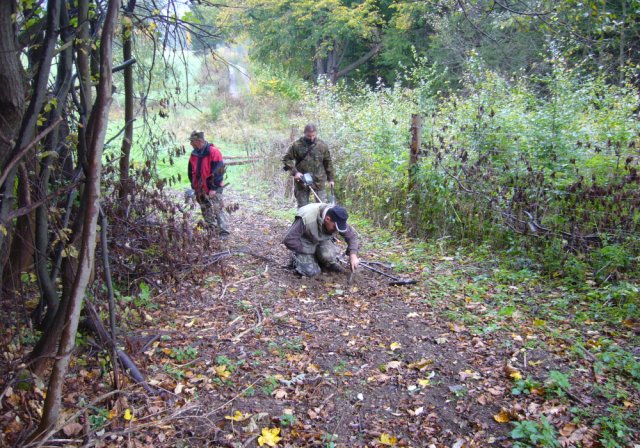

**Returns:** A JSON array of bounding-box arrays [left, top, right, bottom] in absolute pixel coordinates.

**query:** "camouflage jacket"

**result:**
[[282, 137, 334, 190], [282, 203, 359, 255]]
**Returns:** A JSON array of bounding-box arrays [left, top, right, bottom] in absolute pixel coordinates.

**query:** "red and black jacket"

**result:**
[[188, 143, 224, 194]]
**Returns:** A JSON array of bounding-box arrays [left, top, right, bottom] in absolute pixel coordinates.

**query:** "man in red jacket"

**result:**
[[187, 130, 230, 236]]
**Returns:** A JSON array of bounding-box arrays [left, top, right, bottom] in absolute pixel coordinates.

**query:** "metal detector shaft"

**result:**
[[359, 262, 417, 285], [307, 185, 323, 203], [339, 259, 417, 285]]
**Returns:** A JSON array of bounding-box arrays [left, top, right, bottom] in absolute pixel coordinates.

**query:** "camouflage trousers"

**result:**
[[294, 184, 326, 209], [197, 192, 229, 235], [292, 238, 338, 277]]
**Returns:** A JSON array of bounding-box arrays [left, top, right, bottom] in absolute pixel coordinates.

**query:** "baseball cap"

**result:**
[[327, 206, 348, 232], [189, 130, 205, 141]]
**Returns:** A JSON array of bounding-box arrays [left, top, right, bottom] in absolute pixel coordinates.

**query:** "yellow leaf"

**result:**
[[225, 410, 251, 421], [258, 427, 282, 447], [510, 371, 522, 380], [389, 342, 402, 351], [214, 365, 231, 379], [378, 433, 398, 446], [418, 379, 430, 387], [123, 408, 133, 421], [408, 358, 433, 370], [108, 409, 118, 419], [493, 410, 510, 423]]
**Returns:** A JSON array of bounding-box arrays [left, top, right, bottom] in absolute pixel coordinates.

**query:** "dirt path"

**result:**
[[3, 187, 630, 446], [143, 190, 511, 447]]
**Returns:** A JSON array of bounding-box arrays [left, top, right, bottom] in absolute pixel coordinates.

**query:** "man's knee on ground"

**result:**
[[293, 253, 321, 277], [316, 243, 337, 267]]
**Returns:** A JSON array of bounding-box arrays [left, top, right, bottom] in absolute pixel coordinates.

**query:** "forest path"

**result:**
[[149, 189, 512, 447]]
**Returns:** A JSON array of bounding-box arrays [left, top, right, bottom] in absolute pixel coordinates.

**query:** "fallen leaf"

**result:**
[[407, 358, 432, 371], [225, 410, 251, 422], [560, 423, 577, 437], [214, 365, 231, 379], [493, 410, 510, 423], [63, 422, 83, 436], [487, 386, 504, 396], [448, 322, 466, 333], [123, 408, 133, 421], [273, 388, 288, 399], [389, 342, 402, 351], [378, 433, 398, 446], [459, 369, 481, 381], [258, 427, 282, 447], [386, 361, 402, 370]]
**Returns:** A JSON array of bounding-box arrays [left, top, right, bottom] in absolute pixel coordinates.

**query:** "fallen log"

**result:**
[[224, 159, 265, 166]]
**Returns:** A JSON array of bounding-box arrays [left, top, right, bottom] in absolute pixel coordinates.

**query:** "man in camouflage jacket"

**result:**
[[282, 123, 335, 208], [283, 203, 359, 277]]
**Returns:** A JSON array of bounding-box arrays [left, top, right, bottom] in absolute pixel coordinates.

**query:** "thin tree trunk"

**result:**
[[407, 114, 422, 234], [0, 0, 60, 271], [99, 209, 121, 390], [118, 3, 136, 201], [2, 164, 34, 301], [30, 0, 120, 441]]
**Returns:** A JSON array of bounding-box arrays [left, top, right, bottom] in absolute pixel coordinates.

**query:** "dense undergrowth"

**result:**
[[252, 55, 640, 291]]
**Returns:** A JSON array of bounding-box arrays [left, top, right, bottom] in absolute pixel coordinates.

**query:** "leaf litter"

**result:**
[[1, 190, 638, 447]]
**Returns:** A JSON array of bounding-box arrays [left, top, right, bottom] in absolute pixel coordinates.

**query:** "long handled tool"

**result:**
[[340, 259, 417, 286]]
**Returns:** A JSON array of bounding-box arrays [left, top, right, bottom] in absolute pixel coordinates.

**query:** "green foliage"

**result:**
[[545, 371, 571, 398], [219, 0, 384, 82], [591, 245, 633, 283], [594, 407, 635, 448], [279, 412, 296, 427], [128, 281, 157, 309], [511, 377, 542, 396], [163, 363, 187, 380], [279, 52, 640, 285], [511, 416, 560, 447], [88, 406, 111, 430], [169, 346, 199, 363], [216, 355, 243, 373], [261, 375, 279, 395], [595, 342, 640, 381], [209, 98, 225, 121], [251, 64, 307, 101]]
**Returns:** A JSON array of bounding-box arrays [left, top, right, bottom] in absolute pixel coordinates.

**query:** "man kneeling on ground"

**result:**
[[283, 203, 359, 277]]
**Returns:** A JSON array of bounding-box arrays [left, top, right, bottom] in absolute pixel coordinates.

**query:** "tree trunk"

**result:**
[[0, 0, 60, 275], [0, 0, 25, 169], [2, 164, 34, 301], [30, 0, 120, 441], [118, 5, 136, 201], [0, 0, 26, 285]]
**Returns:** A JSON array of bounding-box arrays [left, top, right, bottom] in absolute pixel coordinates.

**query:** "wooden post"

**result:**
[[408, 114, 422, 234]]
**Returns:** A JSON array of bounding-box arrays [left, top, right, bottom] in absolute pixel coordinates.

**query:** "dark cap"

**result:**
[[327, 206, 348, 232], [189, 130, 205, 141]]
